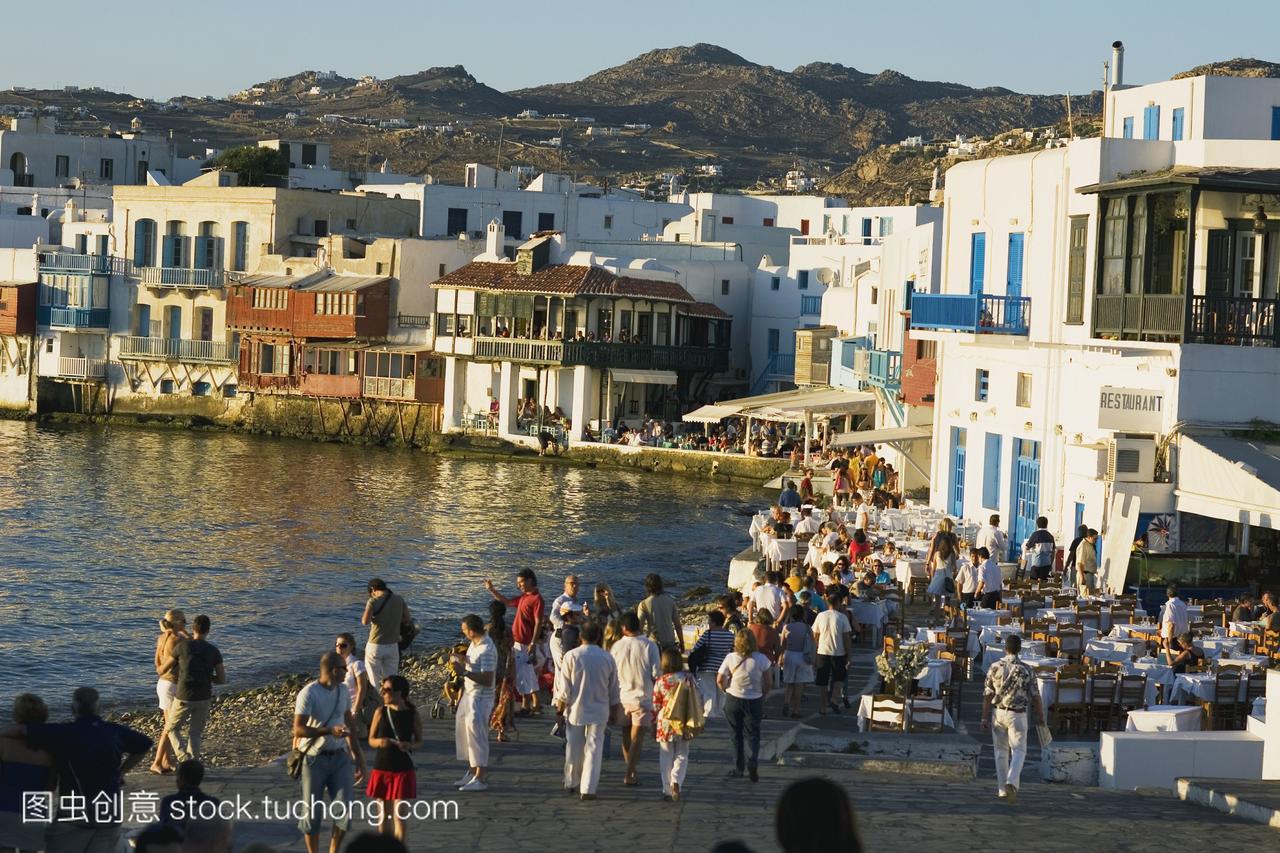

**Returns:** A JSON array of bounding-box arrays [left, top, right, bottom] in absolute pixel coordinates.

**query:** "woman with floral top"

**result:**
[[651, 648, 695, 801]]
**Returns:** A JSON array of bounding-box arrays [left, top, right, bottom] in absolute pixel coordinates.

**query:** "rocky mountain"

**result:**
[[1173, 58, 1280, 79]]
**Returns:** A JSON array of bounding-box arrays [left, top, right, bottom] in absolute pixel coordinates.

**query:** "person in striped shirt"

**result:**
[[690, 611, 736, 718]]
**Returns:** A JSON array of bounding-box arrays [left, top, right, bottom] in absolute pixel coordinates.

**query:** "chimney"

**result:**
[[485, 218, 504, 257], [1111, 41, 1125, 88]]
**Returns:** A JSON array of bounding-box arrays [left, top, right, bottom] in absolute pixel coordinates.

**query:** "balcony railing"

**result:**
[[396, 313, 431, 328], [911, 293, 1030, 335], [38, 252, 131, 276], [1187, 295, 1279, 347], [39, 306, 110, 328], [57, 357, 106, 379], [118, 336, 237, 362], [800, 295, 823, 316], [135, 266, 226, 289], [765, 351, 796, 377], [564, 341, 730, 373], [866, 348, 902, 390], [474, 337, 564, 364], [1092, 294, 1184, 339], [363, 375, 415, 399]]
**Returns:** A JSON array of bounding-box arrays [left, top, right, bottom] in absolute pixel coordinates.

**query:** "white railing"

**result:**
[[363, 376, 414, 398], [135, 267, 226, 289], [118, 336, 236, 362], [57, 357, 107, 379]]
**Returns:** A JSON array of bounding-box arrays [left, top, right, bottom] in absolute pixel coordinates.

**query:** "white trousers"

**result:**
[[659, 739, 690, 795], [699, 676, 726, 718], [991, 708, 1028, 791], [513, 642, 538, 696], [455, 692, 493, 768], [365, 641, 398, 688], [564, 722, 606, 795]]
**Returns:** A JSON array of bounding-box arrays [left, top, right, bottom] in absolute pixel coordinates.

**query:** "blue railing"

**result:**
[[910, 293, 1030, 335], [749, 351, 797, 394], [866, 349, 901, 391], [800, 295, 823, 316], [38, 306, 111, 328], [37, 252, 131, 276]]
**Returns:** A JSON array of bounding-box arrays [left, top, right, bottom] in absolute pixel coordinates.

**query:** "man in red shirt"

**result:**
[[485, 569, 545, 712]]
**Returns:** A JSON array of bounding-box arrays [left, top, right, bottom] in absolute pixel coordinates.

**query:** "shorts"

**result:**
[[624, 705, 653, 728], [815, 654, 847, 686], [157, 679, 177, 712]]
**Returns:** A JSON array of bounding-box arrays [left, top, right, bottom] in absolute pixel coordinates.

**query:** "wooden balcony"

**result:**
[[118, 336, 237, 363], [470, 336, 729, 372], [56, 357, 106, 379], [1187, 295, 1279, 347], [39, 306, 110, 329], [299, 373, 361, 397], [1092, 294, 1184, 339], [1093, 293, 1279, 346], [866, 348, 902, 391], [911, 294, 1031, 335], [473, 336, 563, 364]]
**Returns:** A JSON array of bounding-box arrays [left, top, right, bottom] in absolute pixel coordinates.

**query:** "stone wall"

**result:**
[[565, 443, 791, 483]]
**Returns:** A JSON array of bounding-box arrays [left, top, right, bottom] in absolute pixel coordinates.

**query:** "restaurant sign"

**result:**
[[1098, 386, 1165, 432]]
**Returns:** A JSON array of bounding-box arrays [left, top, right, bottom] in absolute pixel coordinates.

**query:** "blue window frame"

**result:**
[[1171, 108, 1185, 141], [982, 433, 1003, 510], [1272, 107, 1280, 141], [975, 369, 989, 402], [797, 270, 809, 290], [969, 233, 986, 295], [1122, 116, 1134, 139], [771, 276, 781, 291], [1143, 105, 1160, 140]]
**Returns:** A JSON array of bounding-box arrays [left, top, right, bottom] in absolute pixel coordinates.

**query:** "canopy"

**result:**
[[1175, 435, 1280, 530], [683, 403, 742, 423], [610, 369, 677, 385], [831, 425, 933, 448], [680, 387, 874, 424]]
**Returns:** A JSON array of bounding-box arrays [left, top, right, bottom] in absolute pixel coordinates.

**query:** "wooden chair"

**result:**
[[868, 695, 905, 732], [1201, 604, 1225, 627], [1074, 607, 1102, 634], [1058, 662, 1089, 680], [1053, 594, 1076, 608], [1087, 671, 1120, 732], [906, 697, 947, 733], [1051, 674, 1088, 734], [1242, 670, 1267, 726], [1118, 673, 1148, 714], [907, 576, 929, 605], [945, 629, 971, 679], [1109, 608, 1135, 629], [1202, 670, 1243, 730], [1189, 620, 1216, 638], [884, 597, 904, 639], [1055, 625, 1085, 662]]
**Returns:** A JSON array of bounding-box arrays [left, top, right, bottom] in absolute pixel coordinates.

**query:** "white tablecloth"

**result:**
[[1199, 636, 1246, 659], [1124, 659, 1174, 707], [1125, 705, 1203, 732], [764, 537, 797, 564], [849, 599, 889, 633], [1170, 673, 1249, 704], [1112, 623, 1163, 640], [966, 608, 1002, 628], [914, 659, 952, 694], [1085, 637, 1149, 663], [895, 559, 926, 586]]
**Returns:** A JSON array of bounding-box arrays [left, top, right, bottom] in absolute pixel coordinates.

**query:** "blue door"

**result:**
[[1010, 438, 1041, 560], [135, 304, 151, 337], [861, 218, 873, 242], [1006, 233, 1025, 301], [950, 427, 967, 518], [1074, 501, 1085, 533], [167, 306, 182, 341]]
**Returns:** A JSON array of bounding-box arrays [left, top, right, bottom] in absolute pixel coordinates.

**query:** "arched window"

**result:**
[[163, 220, 187, 268], [133, 219, 157, 267], [195, 221, 219, 270]]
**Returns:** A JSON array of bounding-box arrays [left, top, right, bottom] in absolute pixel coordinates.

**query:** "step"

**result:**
[[780, 751, 976, 780], [1176, 778, 1280, 829]]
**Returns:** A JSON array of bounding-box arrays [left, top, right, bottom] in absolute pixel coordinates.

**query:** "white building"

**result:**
[[0, 117, 194, 188], [917, 68, 1280, 590]]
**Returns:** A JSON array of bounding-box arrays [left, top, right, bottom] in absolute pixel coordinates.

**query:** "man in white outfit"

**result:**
[[980, 635, 1044, 803], [549, 575, 582, 668], [610, 612, 660, 786], [452, 614, 496, 792], [976, 515, 1009, 563], [555, 620, 621, 800]]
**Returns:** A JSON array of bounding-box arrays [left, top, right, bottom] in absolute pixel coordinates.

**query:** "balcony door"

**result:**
[[949, 427, 966, 518], [1010, 438, 1041, 560], [198, 308, 214, 342], [1006, 233, 1024, 301], [166, 306, 182, 341], [135, 304, 151, 338]]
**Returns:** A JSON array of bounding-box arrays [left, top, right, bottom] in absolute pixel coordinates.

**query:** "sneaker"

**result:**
[[550, 721, 566, 739], [996, 788, 1007, 799], [454, 770, 474, 787], [1004, 784, 1018, 804], [459, 778, 489, 792]]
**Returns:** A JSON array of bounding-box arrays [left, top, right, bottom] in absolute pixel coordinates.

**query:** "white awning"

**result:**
[[831, 425, 933, 448], [1175, 435, 1280, 529], [682, 403, 741, 423], [610, 369, 678, 385]]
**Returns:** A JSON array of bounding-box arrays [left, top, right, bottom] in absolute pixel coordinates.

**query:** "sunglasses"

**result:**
[[335, 642, 350, 649], [380, 685, 394, 693]]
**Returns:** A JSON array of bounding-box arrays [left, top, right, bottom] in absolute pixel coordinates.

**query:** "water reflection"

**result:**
[[0, 421, 762, 702]]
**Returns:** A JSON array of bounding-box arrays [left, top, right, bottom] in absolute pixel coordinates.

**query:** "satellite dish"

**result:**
[[815, 267, 836, 285]]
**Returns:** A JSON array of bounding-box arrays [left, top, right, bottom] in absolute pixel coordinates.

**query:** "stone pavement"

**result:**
[[123, 707, 1276, 853]]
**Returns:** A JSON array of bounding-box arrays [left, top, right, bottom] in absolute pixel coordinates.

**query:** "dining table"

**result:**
[[1125, 705, 1203, 732], [857, 694, 955, 732]]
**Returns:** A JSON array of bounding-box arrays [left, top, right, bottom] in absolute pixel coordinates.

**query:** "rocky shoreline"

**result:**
[[111, 591, 722, 770]]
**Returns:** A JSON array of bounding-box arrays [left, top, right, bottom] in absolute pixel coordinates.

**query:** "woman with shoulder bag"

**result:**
[[779, 605, 815, 719], [366, 675, 421, 843], [926, 535, 959, 612]]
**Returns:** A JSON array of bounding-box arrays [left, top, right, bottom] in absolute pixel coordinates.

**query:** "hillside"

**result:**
[[17, 45, 1279, 193]]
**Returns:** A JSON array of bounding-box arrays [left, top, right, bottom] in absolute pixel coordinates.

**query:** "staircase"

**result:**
[[750, 351, 796, 395]]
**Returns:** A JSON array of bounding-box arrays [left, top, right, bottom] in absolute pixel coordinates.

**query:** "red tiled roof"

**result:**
[[684, 301, 731, 320], [433, 262, 694, 303]]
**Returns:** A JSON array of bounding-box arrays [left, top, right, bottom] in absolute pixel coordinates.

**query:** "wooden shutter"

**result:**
[[1066, 216, 1088, 323], [1205, 231, 1234, 294], [969, 233, 986, 295]]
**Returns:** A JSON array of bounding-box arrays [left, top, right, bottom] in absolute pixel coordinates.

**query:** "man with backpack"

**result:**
[[1021, 517, 1057, 582], [362, 578, 412, 689]]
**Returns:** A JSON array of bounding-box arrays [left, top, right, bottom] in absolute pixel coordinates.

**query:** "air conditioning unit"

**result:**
[[1105, 437, 1155, 482]]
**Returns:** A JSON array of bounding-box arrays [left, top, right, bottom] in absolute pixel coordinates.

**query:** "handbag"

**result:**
[[287, 685, 343, 779], [687, 639, 709, 673]]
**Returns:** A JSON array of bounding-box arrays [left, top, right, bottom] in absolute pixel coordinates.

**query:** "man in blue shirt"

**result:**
[[778, 479, 802, 509], [4, 687, 152, 853]]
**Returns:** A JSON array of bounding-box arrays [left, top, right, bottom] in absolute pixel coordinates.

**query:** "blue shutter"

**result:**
[[1272, 107, 1280, 141], [1006, 233, 1025, 300], [983, 433, 1002, 509], [233, 222, 248, 271], [134, 221, 149, 266], [1143, 105, 1160, 140], [969, 233, 986, 295], [161, 235, 175, 267], [1122, 117, 1134, 139], [861, 218, 872, 239], [1171, 108, 1185, 141]]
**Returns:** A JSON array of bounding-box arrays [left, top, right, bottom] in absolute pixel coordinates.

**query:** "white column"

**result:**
[[570, 365, 589, 442], [441, 356, 461, 430], [498, 360, 518, 438]]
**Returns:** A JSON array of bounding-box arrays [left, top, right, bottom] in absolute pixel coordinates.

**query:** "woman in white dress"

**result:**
[[926, 536, 958, 611]]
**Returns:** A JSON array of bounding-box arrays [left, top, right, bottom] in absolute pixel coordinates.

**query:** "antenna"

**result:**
[[1065, 91, 1074, 139]]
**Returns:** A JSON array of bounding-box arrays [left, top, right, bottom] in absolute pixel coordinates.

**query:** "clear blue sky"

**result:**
[[4, 0, 1275, 99]]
